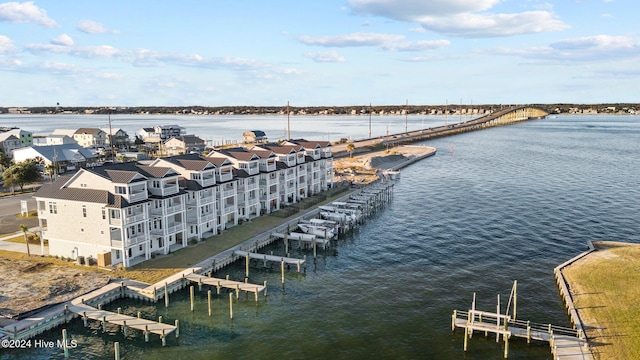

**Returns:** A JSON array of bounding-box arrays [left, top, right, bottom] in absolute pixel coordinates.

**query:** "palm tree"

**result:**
[[19, 224, 31, 257], [346, 143, 356, 158]]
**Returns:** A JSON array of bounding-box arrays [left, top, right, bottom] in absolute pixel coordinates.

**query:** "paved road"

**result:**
[[0, 192, 39, 236]]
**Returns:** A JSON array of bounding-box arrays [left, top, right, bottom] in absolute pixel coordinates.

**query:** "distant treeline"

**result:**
[[2, 103, 639, 115]]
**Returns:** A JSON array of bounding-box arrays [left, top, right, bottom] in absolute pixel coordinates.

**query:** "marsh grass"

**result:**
[[562, 241, 640, 360]]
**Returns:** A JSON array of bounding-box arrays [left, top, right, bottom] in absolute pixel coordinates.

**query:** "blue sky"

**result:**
[[0, 0, 638, 107]]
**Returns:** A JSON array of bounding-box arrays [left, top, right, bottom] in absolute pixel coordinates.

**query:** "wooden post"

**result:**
[[229, 292, 233, 320], [526, 321, 530, 344], [463, 326, 468, 351], [62, 328, 69, 358], [162, 329, 166, 346], [117, 307, 121, 314], [198, 278, 202, 292], [190, 285, 195, 311], [281, 258, 285, 284], [496, 294, 501, 342], [284, 233, 288, 254], [217, 281, 221, 295], [208, 290, 212, 316], [297, 259, 301, 273], [451, 310, 456, 331], [83, 311, 88, 327], [114, 342, 120, 360], [123, 320, 127, 337], [175, 319, 180, 338], [102, 316, 107, 333], [504, 336, 509, 359], [144, 325, 149, 342], [137, 311, 141, 319], [64, 305, 69, 323], [264, 280, 268, 297], [165, 282, 169, 308], [245, 253, 250, 278], [513, 280, 517, 321], [158, 315, 163, 324], [235, 284, 240, 299], [313, 238, 317, 258]]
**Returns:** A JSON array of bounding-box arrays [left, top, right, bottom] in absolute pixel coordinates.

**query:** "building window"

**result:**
[[48, 202, 57, 214], [115, 250, 120, 259], [82, 205, 87, 217], [102, 208, 106, 220], [115, 186, 127, 194]]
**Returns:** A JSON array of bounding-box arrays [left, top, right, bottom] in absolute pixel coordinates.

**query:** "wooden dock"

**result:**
[[272, 232, 330, 249], [183, 272, 266, 296], [452, 309, 593, 359], [68, 283, 177, 345]]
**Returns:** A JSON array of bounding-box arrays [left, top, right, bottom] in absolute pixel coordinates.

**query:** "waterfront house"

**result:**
[[242, 130, 267, 144]]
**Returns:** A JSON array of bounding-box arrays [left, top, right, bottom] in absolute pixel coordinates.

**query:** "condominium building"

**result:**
[[33, 139, 332, 268]]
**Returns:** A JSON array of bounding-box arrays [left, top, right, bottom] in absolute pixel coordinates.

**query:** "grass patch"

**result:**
[[562, 241, 640, 360], [16, 210, 38, 219], [116, 187, 351, 284], [4, 234, 47, 246]]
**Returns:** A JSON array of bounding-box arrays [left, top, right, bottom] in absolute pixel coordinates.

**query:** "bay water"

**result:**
[[1, 114, 639, 359]]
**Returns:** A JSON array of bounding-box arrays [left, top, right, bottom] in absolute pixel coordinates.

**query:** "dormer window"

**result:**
[[115, 186, 127, 194]]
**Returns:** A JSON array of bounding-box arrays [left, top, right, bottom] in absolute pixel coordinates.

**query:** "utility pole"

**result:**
[[368, 103, 372, 139], [405, 99, 408, 133], [286, 101, 291, 140]]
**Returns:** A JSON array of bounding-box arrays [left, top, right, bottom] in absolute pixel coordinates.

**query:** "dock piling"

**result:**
[[190, 286, 195, 312], [164, 282, 169, 308], [229, 292, 233, 320], [114, 342, 120, 360], [62, 328, 69, 358], [208, 290, 212, 316]]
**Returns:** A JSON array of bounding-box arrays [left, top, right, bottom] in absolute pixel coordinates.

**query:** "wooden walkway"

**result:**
[[68, 283, 177, 345], [452, 310, 592, 359], [183, 272, 266, 295]]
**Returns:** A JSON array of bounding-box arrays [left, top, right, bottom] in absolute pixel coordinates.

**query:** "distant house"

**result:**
[[13, 144, 97, 174], [164, 135, 206, 156], [43, 135, 78, 146], [138, 125, 185, 142], [99, 128, 130, 149], [0, 133, 22, 155], [52, 128, 108, 148], [242, 130, 267, 144], [0, 128, 33, 146]]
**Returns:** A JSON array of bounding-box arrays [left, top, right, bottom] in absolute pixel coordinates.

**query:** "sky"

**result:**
[[0, 0, 638, 107]]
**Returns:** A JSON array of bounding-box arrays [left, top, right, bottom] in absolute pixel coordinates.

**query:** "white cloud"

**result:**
[[418, 11, 569, 38], [298, 32, 404, 47], [304, 51, 346, 63], [0, 35, 17, 53], [382, 39, 450, 51], [550, 35, 635, 51], [0, 1, 57, 27], [51, 34, 74, 46], [77, 20, 118, 34], [493, 35, 640, 63], [347, 0, 569, 38], [348, 0, 499, 19]]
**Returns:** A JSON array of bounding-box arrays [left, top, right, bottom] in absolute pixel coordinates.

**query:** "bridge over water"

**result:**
[[332, 106, 549, 155]]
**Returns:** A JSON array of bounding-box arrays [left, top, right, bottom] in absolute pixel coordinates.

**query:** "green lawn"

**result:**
[[562, 241, 640, 360]]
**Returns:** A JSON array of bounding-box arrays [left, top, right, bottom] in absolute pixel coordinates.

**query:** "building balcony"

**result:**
[[221, 189, 235, 197], [123, 212, 146, 225], [128, 191, 147, 203]]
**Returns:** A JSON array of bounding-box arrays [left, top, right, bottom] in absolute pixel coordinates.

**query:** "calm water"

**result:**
[[0, 113, 464, 145], [2, 115, 640, 359]]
